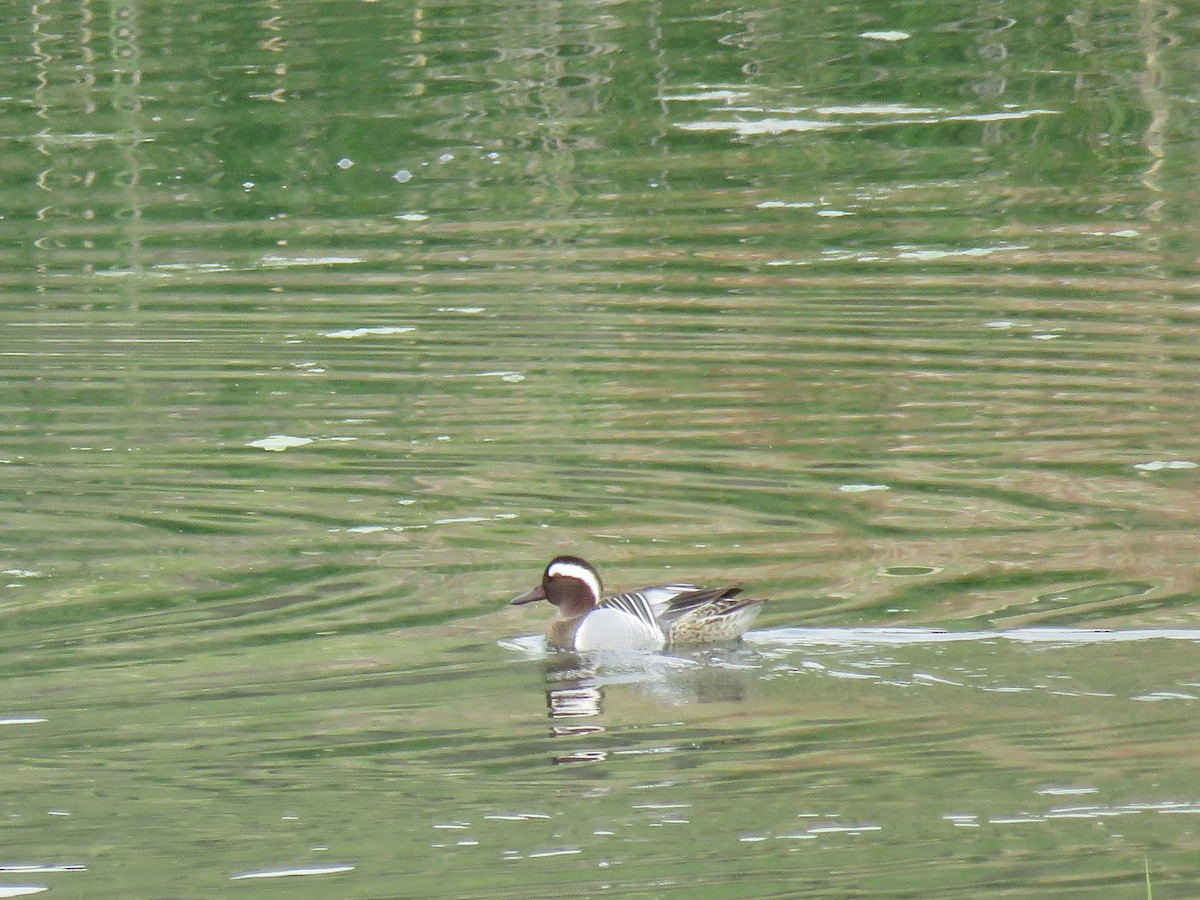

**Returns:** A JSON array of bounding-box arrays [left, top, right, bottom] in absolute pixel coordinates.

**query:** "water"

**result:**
[[2, 0, 1199, 896]]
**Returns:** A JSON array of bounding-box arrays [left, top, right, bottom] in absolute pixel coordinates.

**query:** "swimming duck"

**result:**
[[509, 555, 766, 652]]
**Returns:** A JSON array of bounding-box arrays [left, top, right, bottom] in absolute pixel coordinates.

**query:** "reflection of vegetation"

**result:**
[[13, 1, 1181, 268]]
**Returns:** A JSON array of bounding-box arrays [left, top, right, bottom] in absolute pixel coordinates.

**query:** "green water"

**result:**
[[3, 0, 1200, 896]]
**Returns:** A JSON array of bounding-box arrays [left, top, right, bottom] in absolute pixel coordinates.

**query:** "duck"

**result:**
[[509, 555, 766, 652]]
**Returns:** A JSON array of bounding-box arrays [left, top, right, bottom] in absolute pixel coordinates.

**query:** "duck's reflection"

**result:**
[[533, 643, 761, 764], [547, 684, 604, 719]]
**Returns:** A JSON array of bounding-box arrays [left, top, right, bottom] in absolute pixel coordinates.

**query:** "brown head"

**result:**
[[509, 555, 604, 619]]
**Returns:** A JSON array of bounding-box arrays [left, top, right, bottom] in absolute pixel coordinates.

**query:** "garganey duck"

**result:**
[[509, 555, 766, 652]]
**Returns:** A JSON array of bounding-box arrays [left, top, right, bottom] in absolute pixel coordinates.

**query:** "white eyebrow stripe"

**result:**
[[546, 561, 601, 600]]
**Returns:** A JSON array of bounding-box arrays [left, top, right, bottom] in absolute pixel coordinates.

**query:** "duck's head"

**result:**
[[510, 555, 603, 613]]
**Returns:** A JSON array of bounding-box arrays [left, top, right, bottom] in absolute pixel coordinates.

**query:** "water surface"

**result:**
[[2, 0, 1199, 896]]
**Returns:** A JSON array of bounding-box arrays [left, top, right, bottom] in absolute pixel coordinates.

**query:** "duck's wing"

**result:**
[[598, 588, 675, 626], [651, 585, 742, 622], [662, 585, 741, 611], [615, 584, 700, 616], [604, 583, 739, 619]]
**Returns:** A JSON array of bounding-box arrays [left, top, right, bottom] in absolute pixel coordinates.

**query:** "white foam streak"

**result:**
[[746, 627, 1200, 648]]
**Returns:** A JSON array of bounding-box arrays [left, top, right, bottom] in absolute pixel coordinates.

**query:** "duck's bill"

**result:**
[[509, 585, 547, 605]]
